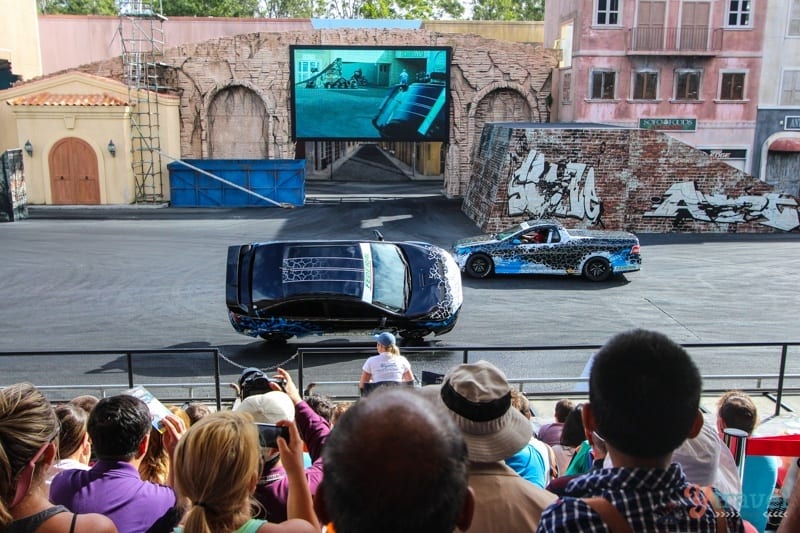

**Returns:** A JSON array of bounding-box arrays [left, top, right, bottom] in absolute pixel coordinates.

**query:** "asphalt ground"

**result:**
[[4, 145, 800, 436]]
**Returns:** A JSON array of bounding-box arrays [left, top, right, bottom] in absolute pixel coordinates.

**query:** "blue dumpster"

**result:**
[[168, 159, 305, 207]]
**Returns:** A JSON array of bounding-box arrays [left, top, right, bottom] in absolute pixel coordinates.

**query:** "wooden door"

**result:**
[[680, 2, 710, 50], [49, 137, 100, 205]]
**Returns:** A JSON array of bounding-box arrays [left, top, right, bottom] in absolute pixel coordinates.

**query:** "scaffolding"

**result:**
[[118, 0, 168, 203]]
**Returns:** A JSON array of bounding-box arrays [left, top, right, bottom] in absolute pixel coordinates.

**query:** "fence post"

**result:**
[[213, 349, 222, 410], [723, 427, 749, 482], [775, 344, 789, 418]]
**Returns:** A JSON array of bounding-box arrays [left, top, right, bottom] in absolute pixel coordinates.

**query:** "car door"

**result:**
[[516, 226, 564, 274]]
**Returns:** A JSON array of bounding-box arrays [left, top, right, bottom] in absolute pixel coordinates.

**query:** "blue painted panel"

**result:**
[[168, 159, 305, 207]]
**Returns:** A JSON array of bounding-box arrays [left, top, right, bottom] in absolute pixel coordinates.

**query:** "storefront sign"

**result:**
[[639, 118, 697, 132], [785, 116, 800, 131], [699, 148, 747, 160]]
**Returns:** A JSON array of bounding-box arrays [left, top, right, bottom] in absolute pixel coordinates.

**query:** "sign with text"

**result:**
[[639, 117, 697, 132], [785, 116, 800, 131], [699, 148, 747, 160]]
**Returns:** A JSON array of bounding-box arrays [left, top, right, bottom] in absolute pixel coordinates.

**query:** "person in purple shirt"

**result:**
[[235, 367, 329, 524], [50, 394, 187, 533], [537, 398, 574, 447]]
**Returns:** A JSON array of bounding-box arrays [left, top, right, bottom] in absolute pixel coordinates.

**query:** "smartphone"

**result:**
[[256, 423, 290, 448]]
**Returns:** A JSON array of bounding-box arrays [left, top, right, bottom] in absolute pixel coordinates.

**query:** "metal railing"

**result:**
[[2, 342, 800, 417], [0, 348, 224, 409], [627, 27, 723, 53], [297, 341, 800, 416]]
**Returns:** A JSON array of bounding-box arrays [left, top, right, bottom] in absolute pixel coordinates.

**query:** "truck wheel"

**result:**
[[583, 257, 611, 282], [466, 253, 493, 279]]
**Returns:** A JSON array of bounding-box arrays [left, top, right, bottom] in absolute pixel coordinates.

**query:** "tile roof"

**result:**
[[7, 92, 129, 106]]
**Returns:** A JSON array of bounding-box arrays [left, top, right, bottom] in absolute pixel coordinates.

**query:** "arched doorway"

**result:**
[[208, 86, 269, 159], [471, 88, 532, 161], [765, 137, 800, 197], [48, 137, 100, 205]]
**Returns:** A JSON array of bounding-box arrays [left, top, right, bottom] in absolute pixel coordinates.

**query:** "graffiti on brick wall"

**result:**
[[644, 181, 800, 231], [507, 148, 602, 223]]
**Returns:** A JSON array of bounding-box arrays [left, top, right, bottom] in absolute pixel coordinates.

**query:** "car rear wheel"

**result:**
[[466, 253, 493, 279], [259, 332, 294, 343], [583, 257, 612, 282]]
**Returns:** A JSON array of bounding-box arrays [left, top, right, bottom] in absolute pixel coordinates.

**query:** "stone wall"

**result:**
[[75, 29, 559, 197], [463, 124, 800, 233]]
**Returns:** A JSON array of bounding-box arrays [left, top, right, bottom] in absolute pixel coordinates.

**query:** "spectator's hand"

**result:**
[[274, 367, 302, 404], [161, 414, 187, 457], [275, 419, 304, 477]]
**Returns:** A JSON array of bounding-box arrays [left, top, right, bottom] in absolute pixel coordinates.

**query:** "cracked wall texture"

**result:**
[[75, 28, 559, 197]]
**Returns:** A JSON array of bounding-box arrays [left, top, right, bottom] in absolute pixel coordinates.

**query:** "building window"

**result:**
[[596, 0, 620, 25], [591, 71, 617, 99], [632, 71, 659, 100], [727, 0, 751, 27], [790, 0, 800, 35], [675, 70, 702, 100], [781, 69, 800, 106], [297, 61, 320, 83], [719, 72, 746, 100], [562, 72, 572, 103]]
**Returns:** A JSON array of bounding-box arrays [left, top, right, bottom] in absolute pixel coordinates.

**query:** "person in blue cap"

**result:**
[[358, 332, 415, 396]]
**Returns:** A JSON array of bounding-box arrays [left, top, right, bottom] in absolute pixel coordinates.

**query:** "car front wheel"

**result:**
[[400, 329, 430, 341], [583, 257, 612, 282], [466, 253, 493, 279], [259, 332, 293, 343]]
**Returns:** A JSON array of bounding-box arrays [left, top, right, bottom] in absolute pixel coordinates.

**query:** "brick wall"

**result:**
[[463, 124, 800, 233], [74, 29, 559, 197]]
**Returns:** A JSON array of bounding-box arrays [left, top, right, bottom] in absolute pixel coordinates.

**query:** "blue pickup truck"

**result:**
[[452, 219, 641, 282]]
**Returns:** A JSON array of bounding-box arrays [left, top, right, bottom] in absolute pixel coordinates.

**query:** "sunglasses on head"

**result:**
[[9, 429, 59, 509]]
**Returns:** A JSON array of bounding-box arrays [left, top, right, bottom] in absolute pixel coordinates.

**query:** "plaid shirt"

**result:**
[[536, 464, 744, 533]]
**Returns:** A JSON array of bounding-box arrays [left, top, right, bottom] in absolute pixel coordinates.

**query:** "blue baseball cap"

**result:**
[[374, 332, 396, 346]]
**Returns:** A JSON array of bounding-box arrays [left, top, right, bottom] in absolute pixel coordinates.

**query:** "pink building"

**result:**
[[544, 0, 764, 173]]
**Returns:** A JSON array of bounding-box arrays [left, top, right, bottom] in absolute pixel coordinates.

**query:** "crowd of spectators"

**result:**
[[2, 327, 799, 532]]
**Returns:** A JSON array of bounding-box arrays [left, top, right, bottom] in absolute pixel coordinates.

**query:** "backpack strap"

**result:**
[[546, 443, 559, 481], [701, 486, 728, 533], [583, 487, 728, 533], [582, 497, 633, 533]]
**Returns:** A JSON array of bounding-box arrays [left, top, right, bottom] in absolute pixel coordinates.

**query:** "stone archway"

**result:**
[[208, 85, 269, 159]]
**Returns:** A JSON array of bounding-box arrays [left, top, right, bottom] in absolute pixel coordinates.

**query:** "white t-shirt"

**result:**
[[362, 352, 412, 382], [46, 458, 91, 489]]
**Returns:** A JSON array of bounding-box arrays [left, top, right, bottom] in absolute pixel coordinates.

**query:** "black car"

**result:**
[[226, 239, 463, 342]]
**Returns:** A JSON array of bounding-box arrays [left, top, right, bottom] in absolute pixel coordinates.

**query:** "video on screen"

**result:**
[[290, 45, 452, 142]]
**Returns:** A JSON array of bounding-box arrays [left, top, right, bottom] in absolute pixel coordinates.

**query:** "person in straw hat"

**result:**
[[421, 360, 556, 532]]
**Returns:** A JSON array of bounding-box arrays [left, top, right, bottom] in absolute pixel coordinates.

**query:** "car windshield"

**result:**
[[495, 223, 527, 240], [369, 243, 409, 312]]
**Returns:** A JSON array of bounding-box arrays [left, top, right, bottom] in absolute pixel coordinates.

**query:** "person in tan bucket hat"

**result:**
[[422, 360, 556, 532]]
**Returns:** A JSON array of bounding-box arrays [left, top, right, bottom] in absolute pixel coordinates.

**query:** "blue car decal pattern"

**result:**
[[424, 245, 463, 321], [230, 312, 323, 338]]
